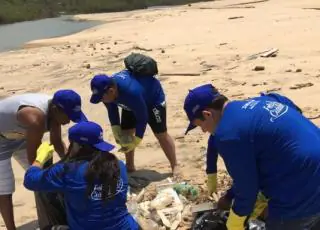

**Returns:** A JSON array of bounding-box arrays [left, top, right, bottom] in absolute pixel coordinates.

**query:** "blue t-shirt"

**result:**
[[24, 160, 139, 230], [105, 70, 165, 138], [210, 95, 320, 220], [206, 93, 303, 175]]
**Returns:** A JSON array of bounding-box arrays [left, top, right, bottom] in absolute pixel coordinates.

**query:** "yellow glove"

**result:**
[[250, 192, 268, 220], [35, 142, 54, 166], [119, 136, 142, 153], [226, 208, 247, 230], [111, 125, 122, 144], [207, 173, 217, 196]]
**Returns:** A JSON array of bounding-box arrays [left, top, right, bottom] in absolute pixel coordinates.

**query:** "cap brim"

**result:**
[[90, 93, 103, 104], [69, 111, 88, 123], [94, 141, 115, 152], [185, 122, 197, 135]]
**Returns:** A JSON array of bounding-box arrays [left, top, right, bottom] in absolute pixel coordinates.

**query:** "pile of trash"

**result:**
[[127, 178, 198, 230], [127, 177, 266, 230]]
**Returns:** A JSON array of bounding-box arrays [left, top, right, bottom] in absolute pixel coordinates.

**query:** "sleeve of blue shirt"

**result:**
[[24, 164, 65, 192], [225, 186, 235, 200], [105, 102, 121, 126], [206, 135, 218, 175], [219, 139, 259, 216], [129, 93, 148, 139]]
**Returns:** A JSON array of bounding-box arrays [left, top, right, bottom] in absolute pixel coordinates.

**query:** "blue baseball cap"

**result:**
[[68, 121, 115, 152], [90, 74, 114, 104], [52, 89, 87, 123], [184, 84, 220, 134]]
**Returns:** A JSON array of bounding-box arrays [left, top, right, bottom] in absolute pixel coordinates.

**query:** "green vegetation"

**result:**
[[0, 0, 212, 24]]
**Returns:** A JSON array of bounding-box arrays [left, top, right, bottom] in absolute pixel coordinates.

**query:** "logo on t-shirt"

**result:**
[[263, 101, 288, 122], [90, 178, 125, 201], [242, 99, 260, 110]]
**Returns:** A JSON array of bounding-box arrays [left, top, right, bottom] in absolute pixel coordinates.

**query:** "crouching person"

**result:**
[[23, 121, 139, 230]]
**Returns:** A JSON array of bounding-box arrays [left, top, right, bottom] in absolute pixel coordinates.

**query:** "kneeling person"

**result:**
[[24, 121, 139, 230]]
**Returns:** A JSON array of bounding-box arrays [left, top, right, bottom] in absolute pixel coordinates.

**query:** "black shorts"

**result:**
[[121, 104, 167, 134]]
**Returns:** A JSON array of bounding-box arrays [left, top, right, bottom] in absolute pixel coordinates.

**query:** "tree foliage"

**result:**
[[0, 0, 211, 24]]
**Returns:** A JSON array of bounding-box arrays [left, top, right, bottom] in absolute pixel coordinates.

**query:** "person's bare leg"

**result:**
[[122, 129, 136, 172], [0, 194, 16, 230], [154, 132, 178, 173], [125, 150, 136, 172]]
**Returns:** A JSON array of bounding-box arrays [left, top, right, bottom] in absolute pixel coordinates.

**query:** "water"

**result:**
[[0, 15, 102, 52]]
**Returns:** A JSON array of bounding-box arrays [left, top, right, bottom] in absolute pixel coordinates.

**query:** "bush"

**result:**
[[0, 0, 212, 24]]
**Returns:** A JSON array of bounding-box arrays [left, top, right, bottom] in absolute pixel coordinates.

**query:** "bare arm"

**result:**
[[17, 107, 46, 165], [49, 122, 66, 158]]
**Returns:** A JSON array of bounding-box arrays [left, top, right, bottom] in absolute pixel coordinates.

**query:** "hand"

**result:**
[[249, 192, 268, 220], [217, 194, 232, 211], [226, 209, 247, 230], [207, 173, 217, 196], [119, 136, 142, 153], [111, 125, 122, 144], [35, 142, 54, 166]]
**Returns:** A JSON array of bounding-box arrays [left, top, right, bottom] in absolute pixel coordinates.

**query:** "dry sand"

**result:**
[[1, 0, 320, 228]]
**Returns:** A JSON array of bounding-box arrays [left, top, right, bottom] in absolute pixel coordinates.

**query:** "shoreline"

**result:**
[[0, 0, 211, 25]]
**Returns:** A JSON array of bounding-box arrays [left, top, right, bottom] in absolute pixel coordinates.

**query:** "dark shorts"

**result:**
[[121, 104, 167, 134]]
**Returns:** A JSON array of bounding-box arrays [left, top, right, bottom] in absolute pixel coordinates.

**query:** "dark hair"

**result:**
[[195, 94, 229, 120], [105, 79, 117, 92], [207, 94, 229, 111], [62, 142, 120, 203]]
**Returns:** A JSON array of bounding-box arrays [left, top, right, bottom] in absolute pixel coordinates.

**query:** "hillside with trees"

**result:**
[[0, 0, 211, 24]]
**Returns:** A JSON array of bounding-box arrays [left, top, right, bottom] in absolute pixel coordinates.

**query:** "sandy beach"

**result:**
[[1, 0, 320, 228]]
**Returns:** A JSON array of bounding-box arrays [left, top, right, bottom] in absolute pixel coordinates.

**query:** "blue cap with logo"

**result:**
[[52, 89, 87, 123], [90, 74, 114, 104], [68, 121, 115, 152], [184, 84, 220, 134]]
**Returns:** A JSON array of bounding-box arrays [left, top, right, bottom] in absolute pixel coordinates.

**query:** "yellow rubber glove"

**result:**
[[226, 208, 247, 230], [119, 136, 142, 153], [111, 125, 122, 144], [207, 173, 217, 196], [250, 192, 268, 220], [35, 142, 54, 166]]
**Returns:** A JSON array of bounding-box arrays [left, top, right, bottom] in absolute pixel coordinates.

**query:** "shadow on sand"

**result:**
[[17, 220, 38, 230], [128, 168, 171, 192]]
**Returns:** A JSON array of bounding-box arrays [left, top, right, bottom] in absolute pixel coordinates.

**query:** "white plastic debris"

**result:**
[[129, 182, 186, 230], [150, 193, 174, 210]]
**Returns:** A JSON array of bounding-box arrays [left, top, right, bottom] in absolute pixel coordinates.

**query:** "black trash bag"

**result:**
[[34, 159, 67, 230], [191, 209, 229, 230], [192, 208, 266, 230], [124, 53, 158, 77]]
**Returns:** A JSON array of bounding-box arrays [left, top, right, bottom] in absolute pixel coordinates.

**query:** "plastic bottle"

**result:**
[[173, 182, 199, 200]]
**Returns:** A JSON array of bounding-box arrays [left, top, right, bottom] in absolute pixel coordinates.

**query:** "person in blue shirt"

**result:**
[[206, 92, 303, 202], [204, 93, 301, 222], [89, 71, 177, 174], [23, 121, 139, 230], [183, 84, 320, 230]]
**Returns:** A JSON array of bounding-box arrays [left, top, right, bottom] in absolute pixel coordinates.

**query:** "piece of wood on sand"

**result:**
[[191, 202, 216, 214], [260, 48, 279, 57], [160, 73, 201, 76]]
